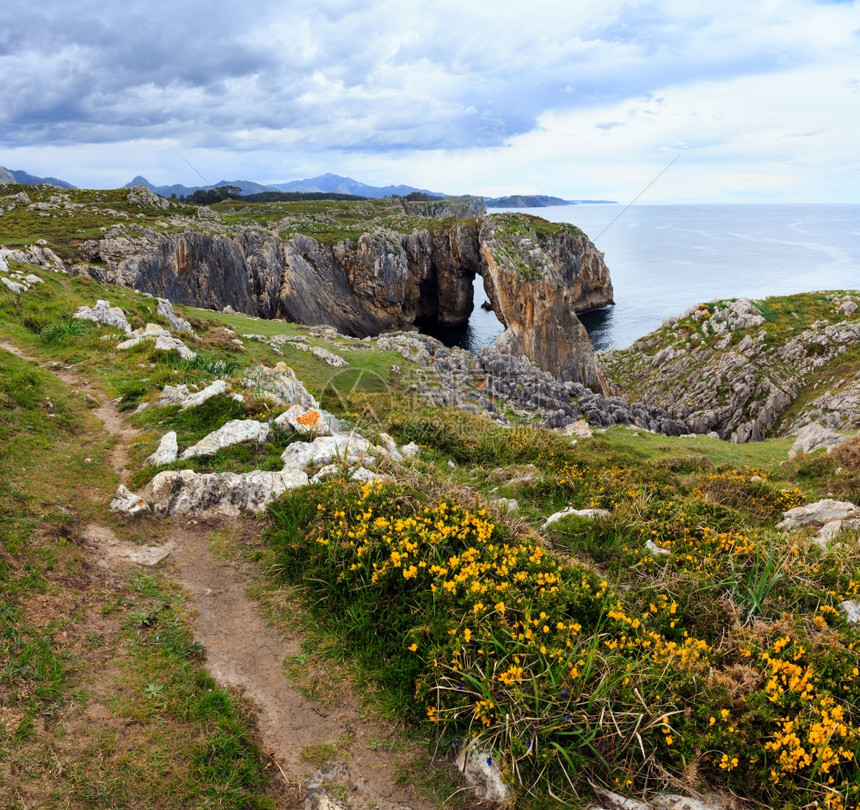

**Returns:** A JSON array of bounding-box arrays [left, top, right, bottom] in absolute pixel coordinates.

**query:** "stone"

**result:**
[[652, 794, 727, 810], [454, 742, 511, 804], [375, 432, 403, 462], [777, 499, 860, 530], [310, 464, 340, 483], [109, 484, 150, 515], [646, 539, 671, 556], [273, 405, 334, 436], [281, 434, 374, 470], [181, 380, 229, 410], [180, 419, 271, 459], [839, 300, 858, 316], [126, 185, 170, 209], [788, 422, 850, 459], [117, 322, 195, 359], [146, 431, 178, 466], [814, 520, 844, 549], [243, 363, 318, 409], [156, 298, 194, 333], [543, 506, 610, 528], [350, 467, 387, 483], [303, 761, 351, 810], [491, 497, 519, 512], [1, 276, 24, 293], [400, 441, 420, 458], [840, 600, 860, 623], [149, 468, 308, 516], [310, 345, 348, 367]]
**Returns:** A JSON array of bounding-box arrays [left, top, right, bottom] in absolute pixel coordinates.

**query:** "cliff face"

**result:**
[[76, 213, 612, 390], [478, 215, 612, 393]]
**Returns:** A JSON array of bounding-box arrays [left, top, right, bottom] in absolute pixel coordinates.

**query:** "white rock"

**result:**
[[181, 380, 229, 410], [596, 791, 649, 810], [350, 467, 387, 483], [149, 468, 308, 517], [74, 300, 132, 333], [646, 539, 671, 556], [180, 419, 271, 459], [117, 322, 195, 359], [109, 484, 150, 515], [400, 441, 420, 458], [1, 276, 23, 293], [839, 300, 858, 316], [310, 464, 340, 483], [281, 434, 374, 470], [840, 600, 860, 623], [23, 274, 42, 284], [813, 520, 844, 549], [562, 419, 594, 439], [543, 506, 610, 528], [273, 405, 333, 436], [243, 362, 318, 409], [788, 422, 850, 459], [146, 431, 178, 466], [375, 432, 403, 461], [310, 345, 348, 367], [777, 498, 860, 530], [454, 742, 511, 804], [156, 298, 194, 334], [491, 497, 519, 512], [153, 333, 195, 359]]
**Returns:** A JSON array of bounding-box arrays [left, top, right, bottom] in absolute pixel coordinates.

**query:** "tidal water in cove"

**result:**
[[422, 204, 860, 353]]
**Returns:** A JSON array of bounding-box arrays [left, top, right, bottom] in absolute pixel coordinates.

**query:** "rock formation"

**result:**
[[74, 212, 613, 391]]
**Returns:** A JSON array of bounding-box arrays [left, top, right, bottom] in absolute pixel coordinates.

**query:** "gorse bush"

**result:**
[[270, 478, 860, 808]]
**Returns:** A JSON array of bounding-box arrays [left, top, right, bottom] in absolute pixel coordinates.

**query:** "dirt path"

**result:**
[[0, 338, 437, 809]]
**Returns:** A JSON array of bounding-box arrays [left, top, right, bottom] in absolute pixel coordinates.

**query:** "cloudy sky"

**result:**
[[1, 0, 858, 202]]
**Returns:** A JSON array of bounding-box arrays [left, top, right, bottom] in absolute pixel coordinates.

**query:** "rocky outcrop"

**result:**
[[603, 293, 860, 442], [478, 214, 613, 392], [74, 212, 611, 391]]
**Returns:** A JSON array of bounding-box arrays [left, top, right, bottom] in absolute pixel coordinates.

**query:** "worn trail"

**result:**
[[1, 338, 434, 809]]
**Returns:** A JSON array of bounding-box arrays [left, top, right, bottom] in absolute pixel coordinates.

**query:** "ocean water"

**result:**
[[426, 204, 860, 353]]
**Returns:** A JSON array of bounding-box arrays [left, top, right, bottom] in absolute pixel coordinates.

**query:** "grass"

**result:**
[[3, 193, 860, 808], [0, 332, 277, 808]]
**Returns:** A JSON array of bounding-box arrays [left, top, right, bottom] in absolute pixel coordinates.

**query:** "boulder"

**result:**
[[117, 322, 195, 359], [273, 405, 335, 436], [149, 468, 308, 517], [146, 431, 178, 466], [243, 363, 318, 409], [179, 419, 271, 459], [109, 484, 150, 515], [281, 434, 375, 470], [788, 422, 850, 459], [777, 499, 860, 530], [543, 506, 610, 528], [454, 741, 511, 804], [156, 297, 194, 334], [73, 299, 131, 335]]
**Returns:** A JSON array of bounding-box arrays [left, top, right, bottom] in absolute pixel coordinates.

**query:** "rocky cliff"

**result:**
[[75, 208, 613, 391], [602, 294, 860, 442]]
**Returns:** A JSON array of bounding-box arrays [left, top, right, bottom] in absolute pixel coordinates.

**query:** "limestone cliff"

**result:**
[[478, 215, 613, 393], [75, 212, 612, 391]]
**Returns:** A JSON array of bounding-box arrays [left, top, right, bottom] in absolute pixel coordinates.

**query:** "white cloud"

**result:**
[[0, 0, 857, 200]]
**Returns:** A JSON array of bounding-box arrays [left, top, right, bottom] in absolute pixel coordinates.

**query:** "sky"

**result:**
[[1, 0, 858, 202]]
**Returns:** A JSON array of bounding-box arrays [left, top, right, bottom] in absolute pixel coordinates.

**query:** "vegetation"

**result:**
[[1, 188, 859, 808]]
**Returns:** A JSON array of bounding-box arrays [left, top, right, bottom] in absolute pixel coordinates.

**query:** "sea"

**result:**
[[420, 204, 860, 353]]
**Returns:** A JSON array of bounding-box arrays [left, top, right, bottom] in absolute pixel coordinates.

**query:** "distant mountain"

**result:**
[[0, 165, 76, 189], [124, 173, 445, 200], [269, 173, 445, 199], [485, 194, 617, 208]]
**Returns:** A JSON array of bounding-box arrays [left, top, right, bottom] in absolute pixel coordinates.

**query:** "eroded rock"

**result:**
[[109, 484, 150, 515], [179, 419, 271, 459], [74, 300, 132, 334]]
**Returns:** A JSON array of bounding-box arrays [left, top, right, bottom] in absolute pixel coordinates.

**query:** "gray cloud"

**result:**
[[0, 0, 826, 154]]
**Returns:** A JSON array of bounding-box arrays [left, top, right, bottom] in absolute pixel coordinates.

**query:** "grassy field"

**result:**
[[2, 212, 860, 808]]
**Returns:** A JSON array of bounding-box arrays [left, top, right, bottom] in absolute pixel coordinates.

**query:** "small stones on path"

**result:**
[[109, 484, 150, 515]]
